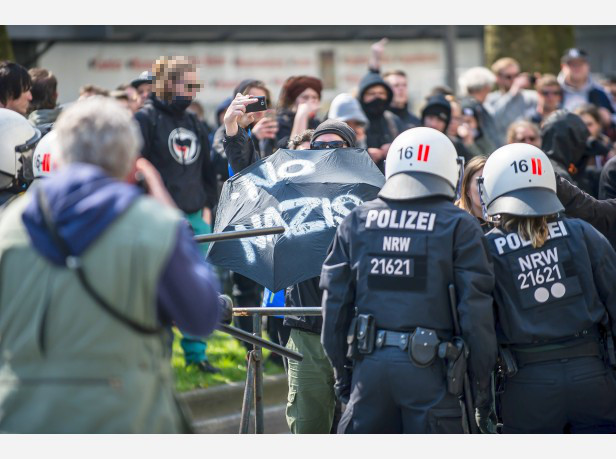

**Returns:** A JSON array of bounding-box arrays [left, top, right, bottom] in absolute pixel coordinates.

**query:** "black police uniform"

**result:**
[[486, 217, 616, 433], [320, 195, 497, 434]]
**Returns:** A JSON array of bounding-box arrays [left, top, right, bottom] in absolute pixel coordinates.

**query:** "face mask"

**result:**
[[362, 98, 388, 118], [170, 95, 193, 112]]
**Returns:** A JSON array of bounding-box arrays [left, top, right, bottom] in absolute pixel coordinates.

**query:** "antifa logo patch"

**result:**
[[167, 128, 200, 165]]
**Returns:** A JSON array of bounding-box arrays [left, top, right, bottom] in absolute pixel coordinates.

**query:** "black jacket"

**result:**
[[486, 217, 616, 344], [222, 125, 277, 175], [135, 95, 217, 213], [556, 173, 616, 249], [283, 277, 323, 334], [275, 109, 320, 150], [388, 104, 421, 130]]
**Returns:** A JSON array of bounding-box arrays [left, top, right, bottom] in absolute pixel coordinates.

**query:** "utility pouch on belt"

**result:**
[[357, 314, 375, 354], [438, 337, 467, 396], [346, 317, 359, 360], [498, 346, 518, 378], [409, 327, 440, 367]]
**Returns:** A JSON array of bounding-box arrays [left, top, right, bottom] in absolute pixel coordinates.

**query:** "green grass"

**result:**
[[172, 328, 285, 392]]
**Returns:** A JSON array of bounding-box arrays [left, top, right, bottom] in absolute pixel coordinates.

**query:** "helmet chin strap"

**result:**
[[476, 176, 499, 224], [455, 156, 465, 201]]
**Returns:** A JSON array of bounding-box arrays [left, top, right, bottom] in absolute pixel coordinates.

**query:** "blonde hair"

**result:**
[[501, 214, 551, 249], [506, 120, 540, 144], [456, 155, 487, 214], [491, 57, 520, 75], [152, 56, 196, 102]]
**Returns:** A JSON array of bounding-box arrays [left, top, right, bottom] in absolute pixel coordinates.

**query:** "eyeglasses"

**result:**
[[516, 136, 538, 143], [310, 140, 347, 150], [541, 90, 562, 97]]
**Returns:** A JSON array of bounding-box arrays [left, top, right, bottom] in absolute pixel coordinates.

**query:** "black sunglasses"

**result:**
[[310, 140, 347, 150]]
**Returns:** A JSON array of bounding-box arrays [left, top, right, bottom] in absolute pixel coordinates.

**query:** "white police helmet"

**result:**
[[32, 130, 59, 178], [479, 143, 564, 217], [0, 108, 41, 189], [379, 127, 462, 200]]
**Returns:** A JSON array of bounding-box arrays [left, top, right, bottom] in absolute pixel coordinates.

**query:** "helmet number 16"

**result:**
[[510, 158, 543, 175]]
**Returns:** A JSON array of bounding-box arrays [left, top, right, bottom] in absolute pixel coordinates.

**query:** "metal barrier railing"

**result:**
[[231, 307, 323, 434], [195, 226, 325, 433]]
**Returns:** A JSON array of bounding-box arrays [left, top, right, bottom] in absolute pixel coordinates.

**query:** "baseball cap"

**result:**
[[561, 48, 588, 64], [131, 70, 153, 88]]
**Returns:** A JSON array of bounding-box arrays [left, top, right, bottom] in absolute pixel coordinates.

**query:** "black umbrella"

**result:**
[[207, 148, 385, 291]]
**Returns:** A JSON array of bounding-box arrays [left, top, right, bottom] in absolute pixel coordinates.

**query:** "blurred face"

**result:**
[[294, 87, 320, 107], [423, 114, 446, 133], [5, 87, 32, 116], [511, 125, 540, 148], [538, 84, 562, 111], [346, 120, 366, 142], [172, 70, 201, 101], [136, 82, 152, 105], [580, 113, 602, 138], [563, 59, 590, 85], [246, 87, 267, 122], [462, 114, 478, 131], [124, 86, 141, 113], [496, 64, 520, 91], [362, 85, 388, 104], [467, 168, 484, 219], [448, 103, 462, 137], [384, 74, 408, 106]]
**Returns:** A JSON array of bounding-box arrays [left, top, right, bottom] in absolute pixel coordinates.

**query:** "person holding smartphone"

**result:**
[[219, 79, 278, 175]]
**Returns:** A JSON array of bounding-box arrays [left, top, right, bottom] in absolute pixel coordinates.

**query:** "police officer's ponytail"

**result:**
[[501, 215, 551, 249]]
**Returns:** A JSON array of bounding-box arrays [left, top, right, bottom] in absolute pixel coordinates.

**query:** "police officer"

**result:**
[[320, 127, 497, 434], [0, 108, 41, 207], [479, 143, 616, 433]]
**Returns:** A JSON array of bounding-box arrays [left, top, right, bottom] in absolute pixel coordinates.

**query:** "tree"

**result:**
[[0, 26, 14, 61], [484, 26, 574, 74]]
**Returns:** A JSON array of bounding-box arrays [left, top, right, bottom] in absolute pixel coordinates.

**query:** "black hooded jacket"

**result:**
[[358, 71, 405, 151], [541, 110, 590, 183], [135, 94, 217, 213]]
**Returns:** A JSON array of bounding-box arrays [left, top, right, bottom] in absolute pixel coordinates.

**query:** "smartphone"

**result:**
[[245, 96, 267, 113]]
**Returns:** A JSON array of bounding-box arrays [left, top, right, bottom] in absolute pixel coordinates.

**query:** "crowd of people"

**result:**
[[1, 37, 616, 434]]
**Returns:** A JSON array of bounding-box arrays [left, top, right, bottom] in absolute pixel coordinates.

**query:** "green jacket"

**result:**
[[0, 192, 190, 433]]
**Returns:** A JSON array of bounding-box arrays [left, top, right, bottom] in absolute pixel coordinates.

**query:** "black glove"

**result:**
[[218, 295, 233, 325], [334, 367, 352, 404], [475, 405, 498, 434], [334, 380, 351, 405]]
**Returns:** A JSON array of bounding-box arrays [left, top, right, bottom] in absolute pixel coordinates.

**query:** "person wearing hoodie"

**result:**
[[357, 71, 404, 173], [284, 119, 358, 435], [540, 109, 599, 197], [135, 56, 220, 374], [27, 68, 61, 134], [327, 93, 368, 148], [0, 97, 221, 433], [558, 48, 614, 125], [421, 94, 472, 162]]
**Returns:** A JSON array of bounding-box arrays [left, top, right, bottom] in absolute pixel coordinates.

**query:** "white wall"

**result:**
[[40, 38, 483, 125]]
